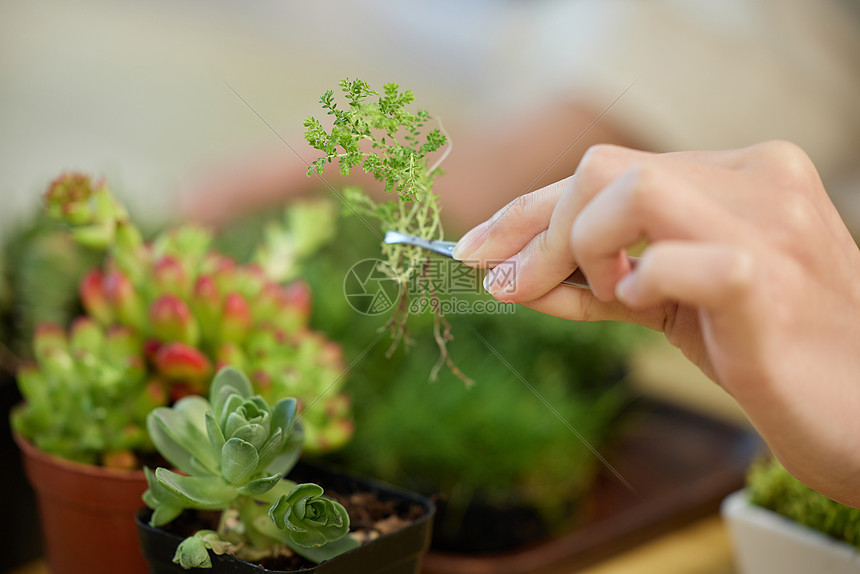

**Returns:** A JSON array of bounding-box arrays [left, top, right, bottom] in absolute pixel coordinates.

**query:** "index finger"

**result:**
[[481, 145, 654, 301], [453, 175, 570, 267]]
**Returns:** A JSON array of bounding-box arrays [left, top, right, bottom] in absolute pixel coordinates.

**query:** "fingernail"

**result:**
[[483, 255, 519, 295], [452, 221, 489, 261], [615, 272, 637, 304]]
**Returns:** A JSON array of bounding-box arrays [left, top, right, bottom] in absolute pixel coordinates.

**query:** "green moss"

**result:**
[[747, 457, 860, 547]]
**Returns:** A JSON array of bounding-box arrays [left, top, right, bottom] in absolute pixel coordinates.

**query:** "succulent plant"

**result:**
[[37, 172, 352, 453], [144, 367, 357, 568], [10, 318, 166, 468]]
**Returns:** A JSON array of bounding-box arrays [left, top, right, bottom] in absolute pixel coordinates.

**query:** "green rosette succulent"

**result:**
[[268, 483, 351, 548], [144, 367, 357, 568]]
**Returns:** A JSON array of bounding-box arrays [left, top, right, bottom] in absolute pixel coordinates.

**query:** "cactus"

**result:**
[[0, 211, 104, 365]]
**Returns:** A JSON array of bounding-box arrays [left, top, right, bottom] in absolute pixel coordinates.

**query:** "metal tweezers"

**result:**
[[384, 230, 592, 289]]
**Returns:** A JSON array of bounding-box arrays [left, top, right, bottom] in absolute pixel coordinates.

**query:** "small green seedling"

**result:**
[[304, 78, 471, 383]]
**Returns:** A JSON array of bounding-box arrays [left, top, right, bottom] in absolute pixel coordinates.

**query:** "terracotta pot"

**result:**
[[14, 433, 149, 574]]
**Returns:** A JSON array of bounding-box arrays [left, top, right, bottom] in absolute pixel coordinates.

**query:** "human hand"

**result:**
[[454, 141, 860, 506]]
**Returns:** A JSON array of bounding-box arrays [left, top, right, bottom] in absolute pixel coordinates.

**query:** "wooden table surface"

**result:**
[[15, 513, 736, 574], [579, 515, 735, 574]]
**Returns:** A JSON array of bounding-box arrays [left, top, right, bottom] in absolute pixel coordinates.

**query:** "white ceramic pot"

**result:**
[[721, 489, 860, 574]]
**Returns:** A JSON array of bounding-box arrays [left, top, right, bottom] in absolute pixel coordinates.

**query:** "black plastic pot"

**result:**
[[136, 461, 435, 574]]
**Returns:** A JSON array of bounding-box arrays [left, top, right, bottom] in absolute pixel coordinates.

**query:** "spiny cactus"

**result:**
[[0, 211, 103, 365]]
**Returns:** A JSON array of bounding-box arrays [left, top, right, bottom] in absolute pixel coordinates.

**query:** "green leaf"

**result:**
[[210, 367, 253, 417], [224, 411, 250, 439], [221, 437, 259, 485], [146, 397, 217, 475], [270, 397, 297, 433], [70, 223, 115, 249], [195, 530, 235, 556], [155, 467, 236, 508], [150, 504, 183, 528], [261, 425, 303, 476], [188, 455, 219, 477], [218, 394, 245, 430], [237, 473, 282, 496], [288, 527, 327, 548], [143, 467, 185, 527], [267, 493, 291, 527], [205, 410, 226, 453], [173, 536, 212, 569], [230, 422, 268, 451]]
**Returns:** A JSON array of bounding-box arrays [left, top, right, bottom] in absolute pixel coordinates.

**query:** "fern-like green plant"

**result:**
[[304, 78, 474, 382]]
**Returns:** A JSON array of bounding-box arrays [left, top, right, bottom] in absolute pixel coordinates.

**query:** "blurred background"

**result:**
[[2, 0, 860, 232], [2, 0, 859, 572]]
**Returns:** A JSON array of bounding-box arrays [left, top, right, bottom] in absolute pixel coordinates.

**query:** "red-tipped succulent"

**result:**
[[27, 172, 352, 456], [153, 255, 190, 297], [79, 269, 114, 325], [153, 342, 212, 381], [103, 269, 147, 330], [219, 293, 252, 345], [149, 294, 199, 346]]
